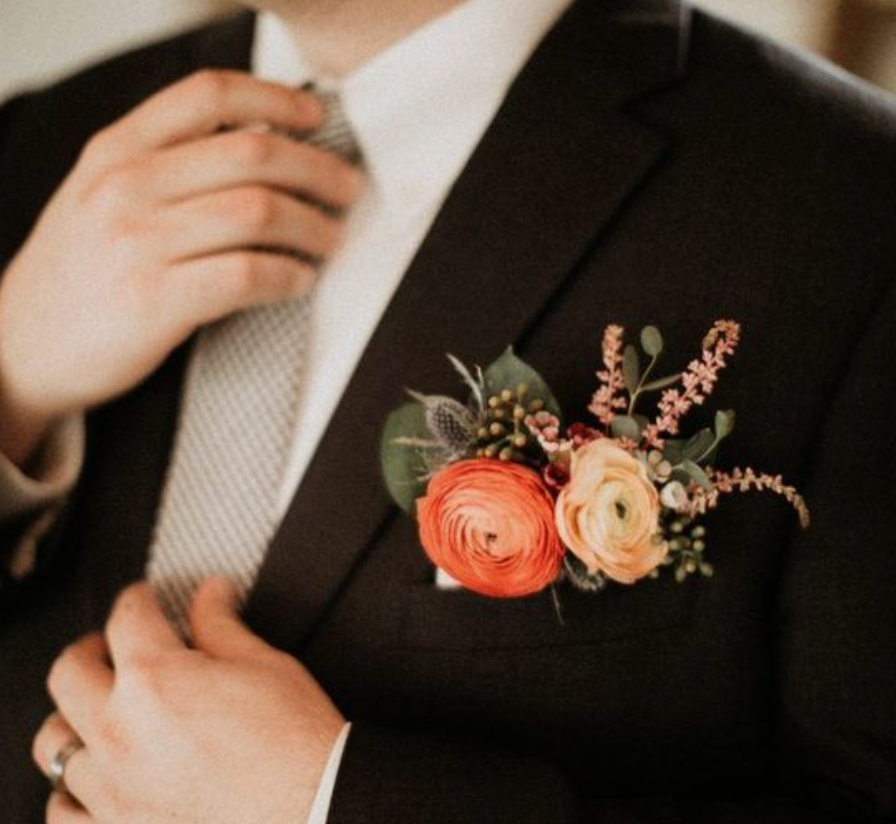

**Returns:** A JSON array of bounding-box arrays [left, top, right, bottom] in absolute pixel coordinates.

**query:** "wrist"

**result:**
[[0, 378, 61, 470]]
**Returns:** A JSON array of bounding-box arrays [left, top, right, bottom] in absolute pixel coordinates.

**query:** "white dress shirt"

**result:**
[[0, 0, 574, 820], [254, 0, 574, 516]]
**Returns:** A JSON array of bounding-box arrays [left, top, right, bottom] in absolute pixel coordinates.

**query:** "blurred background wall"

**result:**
[[2, 0, 896, 100]]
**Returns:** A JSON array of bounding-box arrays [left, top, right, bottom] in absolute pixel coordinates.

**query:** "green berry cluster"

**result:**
[[474, 384, 545, 463], [653, 518, 713, 582]]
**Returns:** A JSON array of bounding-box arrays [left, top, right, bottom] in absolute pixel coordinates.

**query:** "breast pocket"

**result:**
[[402, 572, 697, 650]]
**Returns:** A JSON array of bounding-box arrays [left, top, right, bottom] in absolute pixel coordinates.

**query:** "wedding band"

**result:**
[[48, 738, 83, 794]]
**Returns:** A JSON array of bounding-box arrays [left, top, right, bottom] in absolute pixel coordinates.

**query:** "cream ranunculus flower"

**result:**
[[555, 438, 666, 584]]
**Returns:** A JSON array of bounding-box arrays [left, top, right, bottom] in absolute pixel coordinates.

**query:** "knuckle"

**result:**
[[85, 165, 138, 215], [230, 131, 276, 167], [108, 585, 142, 629], [235, 189, 280, 231], [78, 126, 117, 169], [123, 655, 164, 699], [224, 252, 267, 296], [46, 648, 74, 696], [113, 581, 146, 612], [189, 69, 232, 105]]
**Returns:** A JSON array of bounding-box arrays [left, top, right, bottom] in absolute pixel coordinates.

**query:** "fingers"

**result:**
[[145, 130, 363, 208], [159, 186, 345, 263], [189, 577, 273, 660], [164, 250, 317, 328], [89, 71, 323, 162], [33, 714, 94, 816], [46, 634, 113, 742], [106, 582, 185, 668], [32, 712, 78, 776]]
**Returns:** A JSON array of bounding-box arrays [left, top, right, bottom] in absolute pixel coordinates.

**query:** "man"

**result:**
[[1, 0, 894, 822]]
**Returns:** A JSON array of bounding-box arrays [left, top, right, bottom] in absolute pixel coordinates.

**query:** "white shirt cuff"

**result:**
[[0, 416, 84, 579], [305, 722, 352, 824], [0, 415, 84, 515]]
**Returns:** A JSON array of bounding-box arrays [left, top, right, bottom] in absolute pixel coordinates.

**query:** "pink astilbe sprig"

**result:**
[[644, 320, 741, 447], [524, 411, 568, 455], [589, 324, 628, 430], [687, 467, 811, 529]]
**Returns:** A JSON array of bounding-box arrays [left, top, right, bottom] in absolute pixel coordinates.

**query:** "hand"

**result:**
[[0, 70, 363, 466], [33, 579, 345, 824]]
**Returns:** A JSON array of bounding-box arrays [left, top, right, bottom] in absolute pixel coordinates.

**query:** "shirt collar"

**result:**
[[252, 0, 574, 207]]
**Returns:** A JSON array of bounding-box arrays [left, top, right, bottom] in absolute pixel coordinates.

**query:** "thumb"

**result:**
[[189, 577, 272, 660]]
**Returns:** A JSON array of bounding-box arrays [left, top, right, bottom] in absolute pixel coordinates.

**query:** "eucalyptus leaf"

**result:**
[[483, 348, 562, 417], [671, 467, 692, 486], [715, 409, 737, 439], [640, 325, 664, 357], [681, 459, 714, 492], [610, 415, 642, 441], [640, 374, 681, 393], [381, 403, 436, 514], [622, 345, 640, 394], [662, 439, 684, 465], [682, 428, 715, 462]]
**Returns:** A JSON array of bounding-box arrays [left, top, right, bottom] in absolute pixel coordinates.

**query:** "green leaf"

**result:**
[[381, 403, 435, 514], [483, 348, 562, 418], [640, 325, 664, 357], [682, 428, 715, 462], [681, 459, 714, 492], [622, 345, 640, 394], [662, 439, 684, 465], [610, 415, 642, 441], [714, 409, 736, 440], [640, 373, 681, 393]]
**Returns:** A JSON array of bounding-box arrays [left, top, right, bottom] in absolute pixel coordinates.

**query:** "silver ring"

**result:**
[[48, 738, 83, 794]]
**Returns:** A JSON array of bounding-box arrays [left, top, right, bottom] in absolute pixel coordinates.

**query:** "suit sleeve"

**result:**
[[0, 94, 85, 590], [325, 281, 896, 824]]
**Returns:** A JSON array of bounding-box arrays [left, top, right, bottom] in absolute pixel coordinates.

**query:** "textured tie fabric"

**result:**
[[147, 90, 359, 629]]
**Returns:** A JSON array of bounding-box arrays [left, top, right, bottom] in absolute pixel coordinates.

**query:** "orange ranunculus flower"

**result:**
[[417, 459, 564, 598], [555, 438, 666, 584]]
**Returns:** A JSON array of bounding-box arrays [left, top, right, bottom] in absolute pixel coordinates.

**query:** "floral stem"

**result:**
[[628, 352, 660, 416]]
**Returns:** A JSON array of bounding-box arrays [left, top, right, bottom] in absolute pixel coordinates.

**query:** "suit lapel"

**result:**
[[244, 0, 692, 648]]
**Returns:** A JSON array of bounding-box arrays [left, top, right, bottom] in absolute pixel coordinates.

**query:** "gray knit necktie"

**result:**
[[147, 91, 360, 627]]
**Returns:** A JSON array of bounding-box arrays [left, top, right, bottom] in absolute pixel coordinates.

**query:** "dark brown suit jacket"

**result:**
[[1, 1, 895, 821]]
